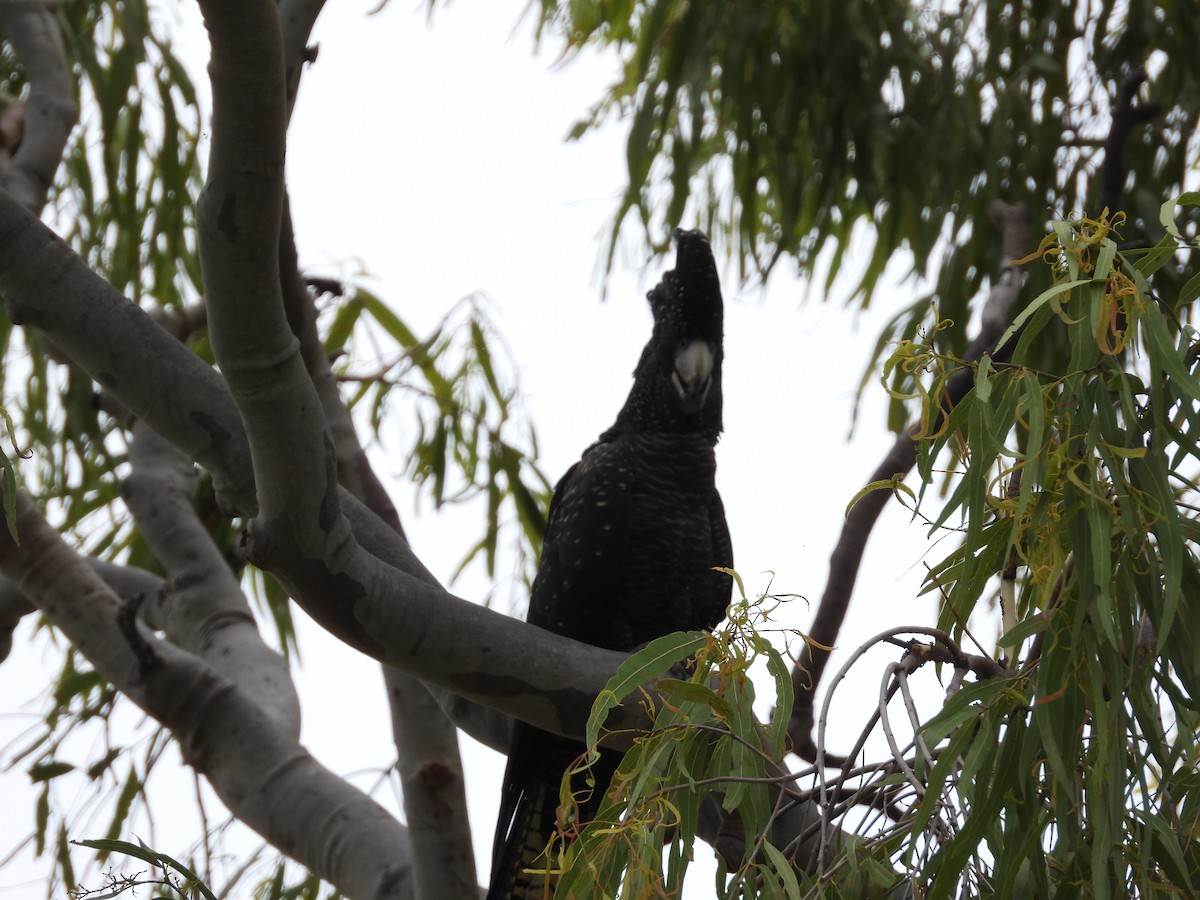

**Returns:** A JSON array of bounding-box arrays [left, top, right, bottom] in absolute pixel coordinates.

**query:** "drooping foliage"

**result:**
[[533, 0, 1200, 366], [494, 2, 1200, 896], [874, 201, 1200, 896], [1, 0, 1199, 897], [563, 201, 1200, 898], [0, 2, 548, 894]]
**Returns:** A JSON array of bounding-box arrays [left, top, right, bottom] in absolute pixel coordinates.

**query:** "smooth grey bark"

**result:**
[[123, 418, 302, 737], [0, 490, 415, 900], [0, 171, 645, 753], [0, 188, 259, 515], [0, 559, 165, 662], [0, 0, 76, 210], [385, 667, 478, 900]]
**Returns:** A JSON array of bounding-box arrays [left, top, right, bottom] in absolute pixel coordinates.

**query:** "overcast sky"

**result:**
[[0, 1, 951, 894]]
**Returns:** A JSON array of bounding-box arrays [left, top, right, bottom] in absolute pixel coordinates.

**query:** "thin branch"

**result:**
[[878, 662, 926, 800], [790, 201, 1032, 763], [277, 0, 327, 120], [815, 625, 1008, 866], [1098, 69, 1160, 217], [147, 302, 209, 342]]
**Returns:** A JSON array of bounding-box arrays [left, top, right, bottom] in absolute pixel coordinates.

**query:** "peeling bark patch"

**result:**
[[417, 762, 455, 790], [453, 671, 527, 698], [451, 673, 592, 736], [217, 191, 239, 242]]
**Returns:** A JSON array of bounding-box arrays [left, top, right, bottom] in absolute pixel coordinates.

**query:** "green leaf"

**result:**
[[1158, 191, 1200, 239], [920, 677, 1014, 746], [997, 613, 1048, 648], [585, 632, 708, 753], [29, 761, 75, 782], [1143, 302, 1200, 404], [845, 477, 916, 516], [322, 293, 365, 352], [999, 270, 1072, 351], [104, 768, 141, 842], [765, 644, 794, 759], [761, 841, 802, 899], [1133, 231, 1180, 277], [655, 678, 735, 720]]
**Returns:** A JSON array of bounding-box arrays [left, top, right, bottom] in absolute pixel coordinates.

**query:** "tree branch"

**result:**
[[190, 0, 640, 750], [385, 667, 478, 900], [277, 0, 327, 119], [0, 0, 77, 210], [0, 559, 166, 663], [0, 168, 649, 748], [0, 490, 415, 900], [122, 417, 301, 737], [1098, 68, 1160, 217], [789, 201, 1031, 763], [0, 189, 258, 515], [251, 0, 479, 872]]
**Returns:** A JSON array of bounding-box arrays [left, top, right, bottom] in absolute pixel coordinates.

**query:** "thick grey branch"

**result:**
[[0, 559, 165, 663], [340, 489, 511, 752], [385, 667, 477, 900], [122, 418, 301, 737], [0, 0, 77, 210], [0, 167, 651, 748], [194, 0, 644, 762], [194, 0, 329, 548], [0, 0, 684, 785], [0, 490, 414, 900], [0, 189, 258, 515]]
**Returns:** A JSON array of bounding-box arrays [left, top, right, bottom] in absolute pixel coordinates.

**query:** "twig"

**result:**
[[878, 662, 926, 799]]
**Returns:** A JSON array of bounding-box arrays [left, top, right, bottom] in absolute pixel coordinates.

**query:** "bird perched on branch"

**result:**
[[487, 229, 733, 899]]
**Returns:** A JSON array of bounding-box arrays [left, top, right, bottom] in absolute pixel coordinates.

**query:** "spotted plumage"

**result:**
[[487, 230, 733, 899]]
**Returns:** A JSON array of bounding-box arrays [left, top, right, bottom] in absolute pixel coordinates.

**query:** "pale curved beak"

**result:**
[[672, 340, 714, 414]]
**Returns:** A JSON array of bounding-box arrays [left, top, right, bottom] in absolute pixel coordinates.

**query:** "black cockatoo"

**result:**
[[487, 229, 732, 899]]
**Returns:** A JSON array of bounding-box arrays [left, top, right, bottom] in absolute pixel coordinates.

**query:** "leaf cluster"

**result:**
[[543, 572, 814, 898], [533, 0, 1200, 411], [327, 288, 552, 594], [871, 199, 1200, 896]]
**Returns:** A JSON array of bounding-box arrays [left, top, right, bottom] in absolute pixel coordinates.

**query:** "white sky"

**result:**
[[0, 1, 953, 895]]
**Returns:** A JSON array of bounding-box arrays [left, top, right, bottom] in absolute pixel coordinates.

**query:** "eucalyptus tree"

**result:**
[[0, 1, 1197, 898]]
